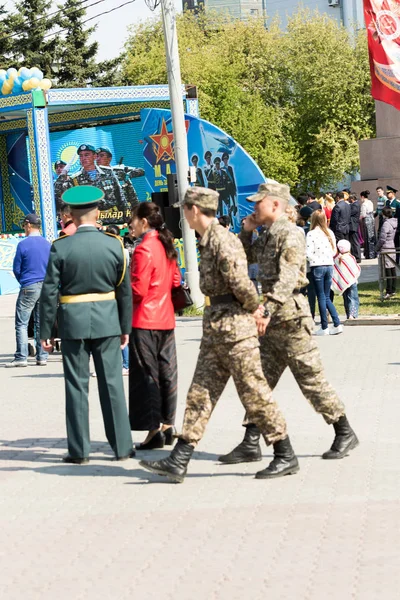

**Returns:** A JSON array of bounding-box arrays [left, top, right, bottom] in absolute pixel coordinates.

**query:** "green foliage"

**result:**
[[5, 0, 58, 77], [54, 0, 98, 87], [122, 8, 376, 192]]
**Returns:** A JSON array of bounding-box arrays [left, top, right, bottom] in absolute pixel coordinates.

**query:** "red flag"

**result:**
[[364, 1, 400, 110]]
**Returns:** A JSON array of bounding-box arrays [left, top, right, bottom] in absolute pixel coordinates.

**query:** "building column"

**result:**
[[26, 106, 57, 241]]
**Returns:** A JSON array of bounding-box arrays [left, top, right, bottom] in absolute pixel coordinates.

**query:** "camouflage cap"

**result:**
[[173, 186, 219, 211], [247, 182, 290, 203]]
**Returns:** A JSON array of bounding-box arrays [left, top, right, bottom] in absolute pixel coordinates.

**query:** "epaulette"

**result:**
[[104, 232, 126, 286], [52, 235, 69, 243]]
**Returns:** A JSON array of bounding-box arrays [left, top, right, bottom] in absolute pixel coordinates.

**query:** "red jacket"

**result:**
[[131, 229, 181, 329]]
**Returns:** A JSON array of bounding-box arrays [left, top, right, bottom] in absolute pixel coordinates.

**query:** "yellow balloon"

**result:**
[[22, 80, 31, 91], [0, 69, 6, 76], [2, 82, 11, 95], [29, 77, 40, 89], [40, 78, 52, 91]]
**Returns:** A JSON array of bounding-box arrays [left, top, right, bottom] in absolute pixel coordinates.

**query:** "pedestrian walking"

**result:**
[[39, 186, 134, 464], [218, 183, 358, 466], [129, 202, 182, 450], [6, 214, 51, 368], [306, 210, 343, 336], [140, 187, 298, 483]]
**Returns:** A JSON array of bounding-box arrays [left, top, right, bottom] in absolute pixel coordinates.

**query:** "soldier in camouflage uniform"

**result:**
[[140, 186, 299, 483], [96, 147, 142, 210], [219, 183, 359, 466], [53, 144, 123, 215]]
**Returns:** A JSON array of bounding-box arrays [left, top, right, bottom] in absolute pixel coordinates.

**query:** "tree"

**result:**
[[0, 4, 12, 66], [6, 0, 58, 77], [121, 9, 375, 191], [54, 0, 98, 87]]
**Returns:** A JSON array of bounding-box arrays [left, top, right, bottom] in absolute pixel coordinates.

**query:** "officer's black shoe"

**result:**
[[114, 449, 136, 461], [218, 425, 262, 464], [139, 439, 194, 483], [255, 437, 299, 479], [322, 415, 359, 459], [62, 454, 89, 465]]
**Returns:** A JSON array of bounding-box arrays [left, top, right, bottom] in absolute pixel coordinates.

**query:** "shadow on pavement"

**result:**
[[10, 373, 64, 378]]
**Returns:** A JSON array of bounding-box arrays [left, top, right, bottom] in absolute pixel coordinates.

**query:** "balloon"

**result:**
[[12, 76, 23, 93], [6, 67, 18, 80], [30, 67, 43, 80], [22, 80, 31, 91], [0, 69, 6, 77], [2, 81, 12, 95], [19, 67, 31, 81], [40, 78, 52, 90], [29, 77, 40, 89], [0, 73, 6, 85]]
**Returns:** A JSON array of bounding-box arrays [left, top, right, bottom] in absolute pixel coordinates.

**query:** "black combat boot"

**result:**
[[218, 425, 262, 464], [322, 415, 359, 459], [255, 437, 299, 479], [139, 439, 194, 483]]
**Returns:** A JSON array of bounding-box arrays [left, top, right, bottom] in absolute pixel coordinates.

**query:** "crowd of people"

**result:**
[[5, 181, 360, 484], [290, 186, 399, 329]]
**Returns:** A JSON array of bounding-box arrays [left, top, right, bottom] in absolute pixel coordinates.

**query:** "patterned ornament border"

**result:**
[[185, 99, 200, 117], [33, 108, 57, 241], [26, 110, 42, 220], [0, 92, 33, 112], [0, 136, 11, 231], [47, 85, 181, 105]]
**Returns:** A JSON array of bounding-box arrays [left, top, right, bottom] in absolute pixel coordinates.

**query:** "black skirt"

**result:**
[[129, 328, 178, 431]]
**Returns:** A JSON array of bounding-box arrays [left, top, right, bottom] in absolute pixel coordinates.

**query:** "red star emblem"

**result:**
[[150, 119, 175, 162]]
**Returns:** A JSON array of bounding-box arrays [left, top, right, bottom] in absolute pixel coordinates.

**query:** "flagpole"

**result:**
[[160, 0, 203, 307]]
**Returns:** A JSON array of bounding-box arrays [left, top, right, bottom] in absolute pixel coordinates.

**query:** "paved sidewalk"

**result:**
[[0, 296, 399, 599]]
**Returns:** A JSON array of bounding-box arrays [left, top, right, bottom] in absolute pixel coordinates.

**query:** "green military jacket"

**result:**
[[40, 227, 132, 340], [239, 215, 310, 324], [54, 166, 122, 212], [200, 219, 260, 345]]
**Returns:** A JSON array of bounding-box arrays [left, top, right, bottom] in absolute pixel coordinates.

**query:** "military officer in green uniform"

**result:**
[[40, 186, 134, 464], [53, 144, 123, 215], [96, 146, 142, 210]]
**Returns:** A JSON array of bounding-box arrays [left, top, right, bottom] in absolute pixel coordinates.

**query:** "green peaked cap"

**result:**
[[62, 185, 104, 208]]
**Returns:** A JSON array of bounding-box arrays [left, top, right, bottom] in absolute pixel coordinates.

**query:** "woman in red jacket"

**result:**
[[129, 202, 182, 450]]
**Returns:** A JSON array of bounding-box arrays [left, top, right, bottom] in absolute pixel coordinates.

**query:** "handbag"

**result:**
[[171, 284, 193, 312]]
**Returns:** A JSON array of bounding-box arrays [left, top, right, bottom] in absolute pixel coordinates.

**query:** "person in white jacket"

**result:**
[[306, 210, 343, 336]]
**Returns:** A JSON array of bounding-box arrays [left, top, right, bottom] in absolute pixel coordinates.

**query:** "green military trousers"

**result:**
[[62, 336, 133, 459]]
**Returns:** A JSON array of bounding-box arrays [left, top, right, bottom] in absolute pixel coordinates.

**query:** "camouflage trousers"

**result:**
[[181, 337, 287, 447], [244, 316, 345, 426]]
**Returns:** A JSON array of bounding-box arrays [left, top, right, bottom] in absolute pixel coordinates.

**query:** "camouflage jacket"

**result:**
[[200, 219, 260, 344], [239, 215, 310, 324], [112, 167, 139, 208], [54, 166, 122, 212]]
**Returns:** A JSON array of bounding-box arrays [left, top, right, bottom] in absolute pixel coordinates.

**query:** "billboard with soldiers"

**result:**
[[49, 120, 146, 225], [141, 108, 268, 232]]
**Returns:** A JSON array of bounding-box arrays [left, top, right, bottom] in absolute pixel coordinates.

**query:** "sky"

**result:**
[[5, 0, 183, 62]]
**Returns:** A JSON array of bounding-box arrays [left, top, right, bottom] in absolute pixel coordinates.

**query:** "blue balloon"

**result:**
[[0, 73, 6, 85], [19, 67, 31, 81], [12, 76, 23, 93], [30, 67, 43, 81]]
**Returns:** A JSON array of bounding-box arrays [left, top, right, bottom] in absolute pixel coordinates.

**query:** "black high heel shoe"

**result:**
[[163, 426, 176, 446], [135, 430, 165, 451]]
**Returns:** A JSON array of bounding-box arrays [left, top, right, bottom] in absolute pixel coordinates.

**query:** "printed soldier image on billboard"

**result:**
[[49, 121, 146, 225]]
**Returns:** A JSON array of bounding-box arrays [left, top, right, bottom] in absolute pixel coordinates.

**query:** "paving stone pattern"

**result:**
[[0, 295, 399, 600]]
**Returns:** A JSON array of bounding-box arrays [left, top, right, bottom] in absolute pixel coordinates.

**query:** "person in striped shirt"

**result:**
[[332, 240, 361, 319]]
